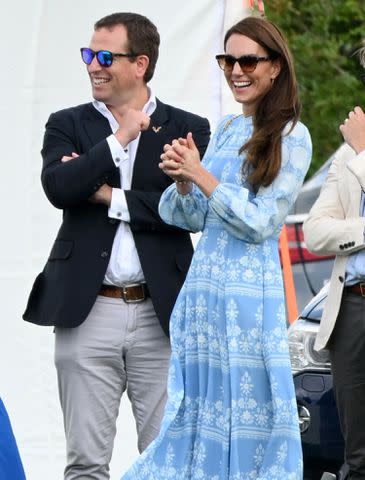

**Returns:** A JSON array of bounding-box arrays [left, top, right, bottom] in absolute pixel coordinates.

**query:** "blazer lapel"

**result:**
[[81, 103, 120, 188], [132, 99, 170, 187], [344, 165, 362, 217], [82, 104, 113, 146]]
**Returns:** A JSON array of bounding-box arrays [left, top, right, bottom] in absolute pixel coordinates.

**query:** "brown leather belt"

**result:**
[[99, 283, 150, 303], [345, 283, 365, 297]]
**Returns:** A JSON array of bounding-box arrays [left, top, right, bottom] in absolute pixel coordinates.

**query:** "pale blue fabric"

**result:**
[[121, 114, 312, 480]]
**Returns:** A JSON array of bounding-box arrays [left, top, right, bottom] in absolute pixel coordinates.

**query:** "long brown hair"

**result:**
[[224, 17, 300, 189]]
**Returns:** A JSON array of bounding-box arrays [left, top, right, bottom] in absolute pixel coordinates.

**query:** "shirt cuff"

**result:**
[[108, 188, 130, 222], [107, 134, 128, 167]]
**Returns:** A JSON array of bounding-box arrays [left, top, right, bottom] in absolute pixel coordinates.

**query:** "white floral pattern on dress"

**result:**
[[121, 115, 312, 479]]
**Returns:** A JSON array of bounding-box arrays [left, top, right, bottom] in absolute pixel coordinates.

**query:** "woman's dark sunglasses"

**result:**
[[215, 54, 272, 73], [80, 47, 137, 67]]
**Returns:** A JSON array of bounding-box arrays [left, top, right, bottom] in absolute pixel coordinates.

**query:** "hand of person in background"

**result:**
[[340, 106, 365, 154]]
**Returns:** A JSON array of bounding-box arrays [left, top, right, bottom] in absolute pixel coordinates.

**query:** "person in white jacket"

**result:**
[[303, 47, 365, 480]]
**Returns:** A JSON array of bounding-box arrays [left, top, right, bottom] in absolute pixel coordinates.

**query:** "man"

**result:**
[[23, 12, 210, 480], [303, 59, 365, 478]]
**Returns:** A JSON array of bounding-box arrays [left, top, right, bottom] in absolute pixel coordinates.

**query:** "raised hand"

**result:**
[[159, 132, 201, 182], [114, 108, 150, 147], [340, 106, 365, 154]]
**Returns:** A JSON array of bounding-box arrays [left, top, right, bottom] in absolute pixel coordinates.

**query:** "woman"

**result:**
[[122, 16, 312, 480]]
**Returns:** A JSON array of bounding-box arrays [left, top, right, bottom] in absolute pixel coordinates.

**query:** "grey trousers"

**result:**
[[54, 295, 171, 480], [330, 290, 365, 480]]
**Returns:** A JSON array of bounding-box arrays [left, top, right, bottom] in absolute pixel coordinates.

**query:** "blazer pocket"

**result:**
[[48, 239, 74, 260]]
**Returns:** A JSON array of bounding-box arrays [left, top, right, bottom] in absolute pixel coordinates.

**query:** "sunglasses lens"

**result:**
[[216, 55, 233, 71], [81, 48, 94, 65], [217, 55, 260, 72], [97, 51, 113, 67], [224, 56, 237, 70], [238, 57, 258, 72]]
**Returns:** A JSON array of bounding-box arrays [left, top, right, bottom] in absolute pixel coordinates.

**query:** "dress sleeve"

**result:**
[[158, 116, 233, 232], [158, 183, 208, 232], [208, 122, 312, 242]]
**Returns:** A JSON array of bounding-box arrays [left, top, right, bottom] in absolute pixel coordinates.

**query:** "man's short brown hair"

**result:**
[[94, 12, 160, 83]]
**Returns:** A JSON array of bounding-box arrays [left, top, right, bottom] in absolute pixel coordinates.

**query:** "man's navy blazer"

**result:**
[[23, 99, 210, 336]]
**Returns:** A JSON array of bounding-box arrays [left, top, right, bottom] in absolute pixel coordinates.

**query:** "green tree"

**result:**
[[263, 0, 365, 176]]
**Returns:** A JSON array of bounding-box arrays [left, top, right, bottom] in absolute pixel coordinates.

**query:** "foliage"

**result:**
[[262, 0, 365, 176]]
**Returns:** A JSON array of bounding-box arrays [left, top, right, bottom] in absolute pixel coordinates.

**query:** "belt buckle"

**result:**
[[122, 283, 145, 303], [360, 283, 365, 297]]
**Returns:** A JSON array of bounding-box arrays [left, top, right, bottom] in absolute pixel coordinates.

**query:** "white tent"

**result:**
[[0, 1, 249, 478]]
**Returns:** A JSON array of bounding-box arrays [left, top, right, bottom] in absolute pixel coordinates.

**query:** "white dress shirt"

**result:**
[[92, 90, 157, 286]]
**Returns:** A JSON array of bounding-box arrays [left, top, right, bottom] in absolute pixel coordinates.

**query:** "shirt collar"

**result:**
[[92, 86, 157, 128]]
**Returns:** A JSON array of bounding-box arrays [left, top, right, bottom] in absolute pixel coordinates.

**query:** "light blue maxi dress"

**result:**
[[121, 114, 312, 480]]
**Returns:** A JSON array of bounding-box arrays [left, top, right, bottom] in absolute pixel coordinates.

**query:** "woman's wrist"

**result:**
[[174, 179, 193, 194], [192, 168, 219, 197], [175, 179, 192, 185]]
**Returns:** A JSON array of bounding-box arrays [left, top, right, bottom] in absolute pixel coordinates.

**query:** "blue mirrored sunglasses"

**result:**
[[80, 47, 137, 67]]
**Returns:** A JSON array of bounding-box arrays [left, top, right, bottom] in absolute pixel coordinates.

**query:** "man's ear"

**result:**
[[135, 55, 149, 79]]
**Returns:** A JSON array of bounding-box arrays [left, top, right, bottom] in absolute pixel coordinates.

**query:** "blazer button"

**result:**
[[339, 276, 344, 283], [101, 251, 109, 258], [339, 245, 344, 250], [109, 218, 116, 224], [352, 241, 355, 246]]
